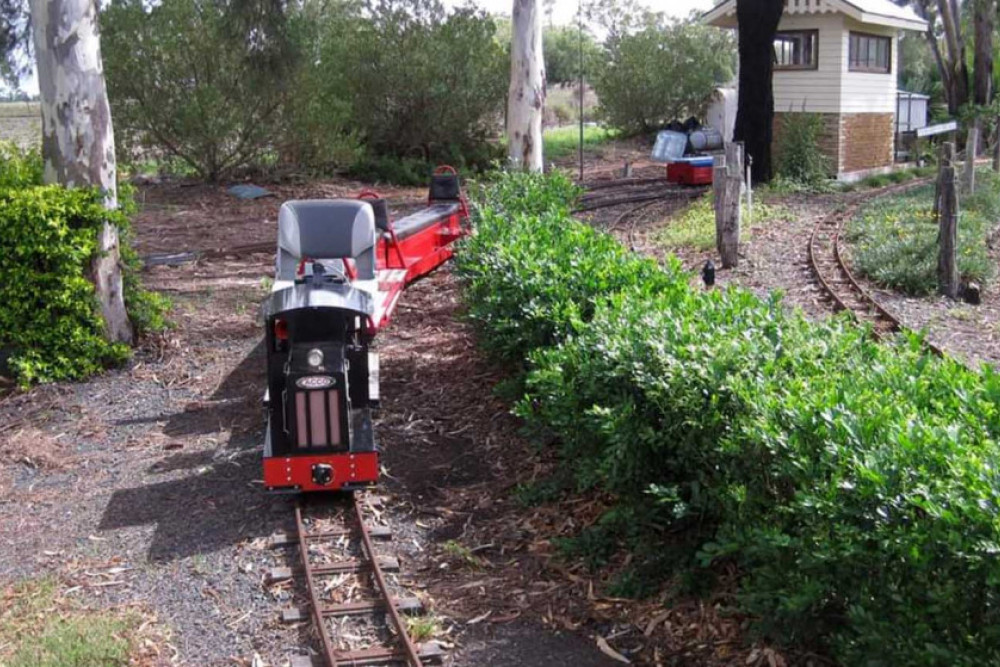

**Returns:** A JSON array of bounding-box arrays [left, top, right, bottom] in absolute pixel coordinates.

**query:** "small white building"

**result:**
[[703, 0, 927, 180]]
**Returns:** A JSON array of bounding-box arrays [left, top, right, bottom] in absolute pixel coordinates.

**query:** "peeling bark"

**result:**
[[29, 0, 132, 344], [507, 0, 545, 172]]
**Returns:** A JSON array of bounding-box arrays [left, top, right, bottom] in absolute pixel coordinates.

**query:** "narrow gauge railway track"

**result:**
[[608, 197, 664, 249], [576, 181, 707, 214], [808, 180, 944, 356], [271, 494, 442, 667]]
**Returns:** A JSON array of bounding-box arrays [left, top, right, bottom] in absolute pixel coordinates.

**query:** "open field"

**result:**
[[0, 103, 40, 149]]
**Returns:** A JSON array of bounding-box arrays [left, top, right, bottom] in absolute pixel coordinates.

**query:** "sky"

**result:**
[[445, 0, 717, 25]]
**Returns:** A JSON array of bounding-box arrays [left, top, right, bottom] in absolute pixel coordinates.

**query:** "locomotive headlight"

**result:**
[[307, 348, 324, 368]]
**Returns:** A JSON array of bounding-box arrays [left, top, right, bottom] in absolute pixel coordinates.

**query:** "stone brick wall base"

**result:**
[[841, 113, 894, 173]]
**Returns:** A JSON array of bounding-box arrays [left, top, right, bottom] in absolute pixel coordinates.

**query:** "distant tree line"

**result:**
[[101, 0, 508, 182]]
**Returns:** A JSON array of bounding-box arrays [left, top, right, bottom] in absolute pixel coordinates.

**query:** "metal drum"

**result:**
[[688, 127, 723, 152]]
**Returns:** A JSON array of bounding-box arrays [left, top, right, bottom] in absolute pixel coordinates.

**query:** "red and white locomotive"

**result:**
[[260, 168, 467, 492]]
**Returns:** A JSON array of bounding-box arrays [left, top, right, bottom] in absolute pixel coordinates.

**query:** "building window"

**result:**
[[773, 31, 819, 70], [849, 32, 891, 73]]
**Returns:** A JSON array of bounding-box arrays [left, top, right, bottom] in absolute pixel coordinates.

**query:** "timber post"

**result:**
[[715, 142, 744, 269], [938, 142, 959, 299], [713, 153, 727, 255], [963, 124, 979, 194]]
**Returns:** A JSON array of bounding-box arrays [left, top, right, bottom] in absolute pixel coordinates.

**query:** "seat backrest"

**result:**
[[276, 200, 376, 281]]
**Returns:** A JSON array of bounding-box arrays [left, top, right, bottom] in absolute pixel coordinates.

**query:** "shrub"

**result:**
[[330, 0, 507, 170], [544, 25, 602, 85], [458, 170, 1000, 664], [846, 181, 993, 295], [593, 16, 735, 135], [457, 171, 686, 365], [102, 0, 296, 180], [0, 145, 169, 385], [774, 112, 831, 185], [0, 142, 42, 188], [0, 186, 130, 384]]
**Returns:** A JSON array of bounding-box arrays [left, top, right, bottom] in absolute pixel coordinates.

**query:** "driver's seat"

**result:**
[[275, 200, 377, 282]]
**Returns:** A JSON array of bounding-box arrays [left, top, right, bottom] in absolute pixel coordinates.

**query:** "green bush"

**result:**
[[846, 181, 994, 295], [544, 25, 602, 85], [774, 113, 831, 185], [457, 171, 686, 365], [0, 186, 130, 384], [329, 0, 507, 174], [102, 0, 296, 180], [593, 16, 735, 135], [0, 144, 169, 385], [458, 171, 1000, 664], [0, 142, 42, 188]]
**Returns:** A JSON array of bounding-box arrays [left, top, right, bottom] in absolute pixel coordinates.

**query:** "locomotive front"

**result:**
[[261, 201, 381, 492]]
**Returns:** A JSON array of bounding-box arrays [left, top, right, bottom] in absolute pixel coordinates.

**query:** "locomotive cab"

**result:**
[[262, 200, 380, 492]]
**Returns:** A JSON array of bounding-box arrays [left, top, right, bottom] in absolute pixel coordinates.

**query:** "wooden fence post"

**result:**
[[715, 142, 743, 269], [963, 124, 979, 194], [933, 142, 956, 220], [938, 143, 959, 299], [994, 117, 1000, 172], [713, 153, 727, 255]]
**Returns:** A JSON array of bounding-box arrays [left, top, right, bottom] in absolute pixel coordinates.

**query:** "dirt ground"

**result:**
[[0, 175, 627, 666]]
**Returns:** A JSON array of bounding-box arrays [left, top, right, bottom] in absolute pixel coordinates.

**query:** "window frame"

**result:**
[[773, 29, 820, 71], [848, 31, 892, 74]]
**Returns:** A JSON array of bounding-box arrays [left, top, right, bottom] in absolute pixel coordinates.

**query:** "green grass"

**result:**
[[845, 171, 999, 295], [0, 577, 141, 667], [406, 616, 441, 642], [543, 125, 617, 161], [658, 193, 788, 251]]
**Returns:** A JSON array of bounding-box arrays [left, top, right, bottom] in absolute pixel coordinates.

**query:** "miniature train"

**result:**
[[260, 167, 468, 492]]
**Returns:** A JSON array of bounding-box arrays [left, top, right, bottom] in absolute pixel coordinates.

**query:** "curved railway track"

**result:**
[[807, 180, 944, 356], [273, 494, 441, 667]]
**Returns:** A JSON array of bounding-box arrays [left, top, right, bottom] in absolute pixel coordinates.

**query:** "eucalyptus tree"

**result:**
[[29, 0, 131, 343], [508, 0, 545, 171]]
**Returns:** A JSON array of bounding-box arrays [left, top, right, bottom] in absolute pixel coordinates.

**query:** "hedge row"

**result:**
[[0, 143, 168, 385], [456, 171, 1000, 664]]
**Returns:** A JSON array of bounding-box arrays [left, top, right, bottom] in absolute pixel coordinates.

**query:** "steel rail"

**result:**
[[808, 179, 945, 356], [295, 495, 424, 667], [580, 176, 669, 191], [352, 494, 423, 667], [574, 187, 707, 214], [295, 501, 341, 667]]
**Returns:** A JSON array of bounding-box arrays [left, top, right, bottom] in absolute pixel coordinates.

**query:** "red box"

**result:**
[[666, 162, 686, 183], [683, 166, 713, 186]]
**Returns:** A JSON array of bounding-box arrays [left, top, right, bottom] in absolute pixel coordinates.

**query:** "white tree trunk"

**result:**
[[507, 0, 545, 172], [30, 0, 132, 344]]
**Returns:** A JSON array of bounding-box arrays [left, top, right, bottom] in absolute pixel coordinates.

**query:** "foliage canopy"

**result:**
[[592, 15, 736, 135], [102, 0, 295, 181], [101, 0, 507, 182]]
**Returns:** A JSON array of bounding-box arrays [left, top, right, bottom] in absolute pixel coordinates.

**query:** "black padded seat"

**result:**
[[391, 203, 460, 240]]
